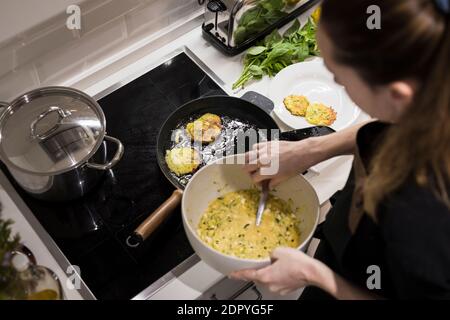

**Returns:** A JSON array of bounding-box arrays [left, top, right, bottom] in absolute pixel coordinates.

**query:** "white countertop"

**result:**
[[0, 179, 85, 299], [0, 10, 369, 300]]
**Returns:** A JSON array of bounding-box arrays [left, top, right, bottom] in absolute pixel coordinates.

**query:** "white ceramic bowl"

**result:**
[[182, 156, 320, 275]]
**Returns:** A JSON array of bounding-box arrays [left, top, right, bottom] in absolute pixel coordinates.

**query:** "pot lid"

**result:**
[[0, 87, 106, 175]]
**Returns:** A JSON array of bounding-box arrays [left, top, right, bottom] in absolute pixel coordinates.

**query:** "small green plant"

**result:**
[[0, 216, 25, 300]]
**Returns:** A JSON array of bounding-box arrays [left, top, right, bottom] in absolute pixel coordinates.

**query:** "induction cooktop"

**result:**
[[1, 50, 226, 299]]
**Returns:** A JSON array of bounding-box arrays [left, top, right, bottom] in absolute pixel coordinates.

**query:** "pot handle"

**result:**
[[86, 135, 124, 170], [30, 106, 71, 140], [126, 189, 183, 248]]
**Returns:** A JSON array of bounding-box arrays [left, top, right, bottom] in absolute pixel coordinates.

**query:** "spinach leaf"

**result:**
[[247, 46, 268, 56], [233, 0, 287, 45], [264, 10, 288, 24], [283, 19, 300, 39], [239, 7, 262, 26], [264, 29, 283, 48], [234, 26, 248, 45], [233, 18, 320, 90], [260, 0, 285, 12], [249, 65, 265, 78]]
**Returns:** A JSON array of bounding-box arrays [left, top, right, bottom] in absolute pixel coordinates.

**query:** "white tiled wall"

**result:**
[[0, 64, 40, 101], [0, 0, 202, 102], [0, 0, 84, 44], [35, 17, 128, 85], [0, 41, 16, 79]]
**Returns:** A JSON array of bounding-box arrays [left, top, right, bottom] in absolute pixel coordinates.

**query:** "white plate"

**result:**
[[270, 59, 361, 131]]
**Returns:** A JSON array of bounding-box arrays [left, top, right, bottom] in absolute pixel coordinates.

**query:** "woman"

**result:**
[[231, 0, 450, 299]]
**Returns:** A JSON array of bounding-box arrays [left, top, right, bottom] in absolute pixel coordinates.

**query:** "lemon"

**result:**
[[312, 6, 321, 23]]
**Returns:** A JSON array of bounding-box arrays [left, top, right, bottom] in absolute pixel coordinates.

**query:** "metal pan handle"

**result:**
[[279, 126, 336, 141], [240, 91, 275, 115], [126, 189, 183, 248]]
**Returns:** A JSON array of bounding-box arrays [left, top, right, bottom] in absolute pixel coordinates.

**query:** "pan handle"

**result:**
[[240, 91, 275, 115], [126, 189, 183, 248], [279, 126, 336, 142]]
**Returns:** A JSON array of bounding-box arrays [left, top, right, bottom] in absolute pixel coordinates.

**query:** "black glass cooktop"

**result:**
[[1, 53, 226, 299]]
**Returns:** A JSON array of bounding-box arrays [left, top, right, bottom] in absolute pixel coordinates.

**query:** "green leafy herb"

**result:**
[[233, 0, 289, 45], [283, 18, 300, 39], [247, 46, 267, 56], [264, 29, 283, 48], [233, 18, 320, 90]]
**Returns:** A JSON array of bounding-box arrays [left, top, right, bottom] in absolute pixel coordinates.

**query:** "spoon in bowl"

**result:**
[[255, 180, 270, 226]]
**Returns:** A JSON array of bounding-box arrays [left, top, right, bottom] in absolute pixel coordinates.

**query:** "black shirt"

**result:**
[[303, 122, 450, 299]]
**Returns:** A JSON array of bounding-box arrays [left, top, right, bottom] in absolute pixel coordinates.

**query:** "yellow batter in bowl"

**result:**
[[197, 189, 301, 260]]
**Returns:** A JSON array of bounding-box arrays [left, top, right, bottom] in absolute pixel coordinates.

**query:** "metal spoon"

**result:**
[[256, 180, 270, 226]]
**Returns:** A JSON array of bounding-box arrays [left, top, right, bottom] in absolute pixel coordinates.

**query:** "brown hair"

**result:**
[[320, 0, 450, 215]]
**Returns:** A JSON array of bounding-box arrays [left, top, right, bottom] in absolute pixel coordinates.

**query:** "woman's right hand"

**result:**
[[243, 121, 369, 188], [244, 138, 325, 188]]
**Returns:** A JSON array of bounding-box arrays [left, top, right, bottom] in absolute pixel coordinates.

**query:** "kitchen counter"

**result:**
[[0, 8, 368, 300], [0, 175, 86, 299]]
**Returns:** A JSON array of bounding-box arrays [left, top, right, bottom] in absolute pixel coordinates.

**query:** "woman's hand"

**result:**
[[231, 247, 383, 300], [229, 247, 324, 296], [244, 122, 370, 188], [244, 139, 324, 188]]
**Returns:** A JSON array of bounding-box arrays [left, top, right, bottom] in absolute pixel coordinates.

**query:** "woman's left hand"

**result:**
[[229, 247, 323, 296]]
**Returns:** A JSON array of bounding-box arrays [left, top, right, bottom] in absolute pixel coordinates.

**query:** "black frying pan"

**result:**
[[126, 92, 334, 247]]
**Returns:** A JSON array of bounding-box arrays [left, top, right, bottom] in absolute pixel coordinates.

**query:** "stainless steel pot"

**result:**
[[0, 86, 124, 201]]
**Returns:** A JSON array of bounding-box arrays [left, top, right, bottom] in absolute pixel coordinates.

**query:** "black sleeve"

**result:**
[[379, 183, 450, 299]]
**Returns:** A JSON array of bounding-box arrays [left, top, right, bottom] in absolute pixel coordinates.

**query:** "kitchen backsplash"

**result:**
[[0, 0, 202, 101]]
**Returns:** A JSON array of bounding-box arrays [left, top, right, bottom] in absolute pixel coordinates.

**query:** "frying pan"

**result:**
[[126, 92, 334, 247]]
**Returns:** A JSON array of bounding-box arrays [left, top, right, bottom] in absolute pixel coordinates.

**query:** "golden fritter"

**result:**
[[186, 113, 222, 143], [165, 147, 201, 176], [283, 95, 310, 117], [305, 103, 337, 126]]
